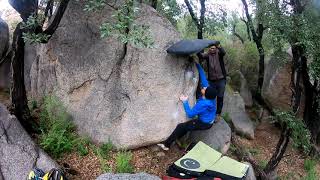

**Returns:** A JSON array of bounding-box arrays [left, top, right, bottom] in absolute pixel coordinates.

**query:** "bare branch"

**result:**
[[0, 50, 12, 67], [240, 17, 251, 41], [232, 24, 244, 44], [41, 0, 54, 25], [42, 0, 70, 41], [241, 0, 258, 41], [184, 0, 199, 28]]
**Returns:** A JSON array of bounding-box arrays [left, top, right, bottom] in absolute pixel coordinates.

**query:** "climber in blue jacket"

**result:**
[[158, 63, 217, 151]]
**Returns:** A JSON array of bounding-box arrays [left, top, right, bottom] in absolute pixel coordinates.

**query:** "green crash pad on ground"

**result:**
[[174, 141, 249, 179]]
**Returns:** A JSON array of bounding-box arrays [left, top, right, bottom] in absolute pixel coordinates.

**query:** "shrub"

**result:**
[[38, 96, 76, 158], [272, 110, 312, 154]]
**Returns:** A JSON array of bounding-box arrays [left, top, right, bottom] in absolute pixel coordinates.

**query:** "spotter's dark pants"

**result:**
[[209, 79, 226, 115]]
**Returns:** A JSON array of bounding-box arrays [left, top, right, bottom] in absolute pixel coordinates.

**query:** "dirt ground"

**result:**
[[0, 88, 10, 106], [58, 119, 320, 180], [0, 91, 319, 179]]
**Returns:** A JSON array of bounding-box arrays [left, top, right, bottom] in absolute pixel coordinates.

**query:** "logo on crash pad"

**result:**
[[180, 158, 200, 169]]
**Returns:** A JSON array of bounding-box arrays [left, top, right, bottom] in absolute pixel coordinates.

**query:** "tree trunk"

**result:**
[[290, 45, 303, 113], [241, 0, 265, 95], [151, 0, 157, 9], [264, 125, 291, 174], [184, 0, 206, 39], [8, 0, 70, 133], [289, 0, 320, 144], [198, 0, 205, 39], [303, 61, 320, 145], [11, 23, 32, 131], [256, 39, 265, 95]]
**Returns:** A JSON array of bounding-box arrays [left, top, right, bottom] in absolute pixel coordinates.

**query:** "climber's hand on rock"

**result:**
[[179, 95, 188, 101]]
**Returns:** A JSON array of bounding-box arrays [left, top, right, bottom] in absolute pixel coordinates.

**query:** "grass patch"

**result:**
[[301, 159, 319, 180], [115, 151, 133, 173], [279, 172, 296, 180], [93, 141, 114, 160], [258, 160, 268, 169], [248, 148, 260, 156], [28, 99, 38, 111], [99, 141, 114, 160], [75, 136, 92, 156], [304, 159, 317, 171], [222, 112, 232, 125], [101, 159, 112, 173], [91, 141, 115, 172]]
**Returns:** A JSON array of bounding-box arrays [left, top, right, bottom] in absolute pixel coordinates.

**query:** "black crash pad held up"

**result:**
[[166, 39, 219, 55]]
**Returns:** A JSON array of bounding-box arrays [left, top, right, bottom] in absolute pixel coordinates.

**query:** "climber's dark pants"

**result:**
[[209, 79, 226, 115], [164, 119, 213, 148]]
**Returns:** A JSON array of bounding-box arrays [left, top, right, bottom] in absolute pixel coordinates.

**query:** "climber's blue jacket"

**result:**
[[182, 63, 216, 124]]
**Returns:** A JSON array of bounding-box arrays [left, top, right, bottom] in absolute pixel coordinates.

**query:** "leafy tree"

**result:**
[[7, 0, 70, 131], [156, 0, 182, 27], [182, 0, 226, 39], [266, 0, 320, 146], [99, 1, 154, 48], [236, 0, 320, 178]]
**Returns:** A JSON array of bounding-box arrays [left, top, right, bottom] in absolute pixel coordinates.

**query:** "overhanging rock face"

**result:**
[[31, 1, 198, 148]]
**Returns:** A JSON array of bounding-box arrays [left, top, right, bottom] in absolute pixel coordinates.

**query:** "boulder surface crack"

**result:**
[[68, 79, 94, 94], [0, 121, 10, 144]]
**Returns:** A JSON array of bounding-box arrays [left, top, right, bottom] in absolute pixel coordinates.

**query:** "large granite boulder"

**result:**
[[229, 71, 253, 107], [0, 103, 59, 179], [96, 173, 161, 180], [262, 51, 305, 116], [25, 43, 37, 92], [0, 17, 10, 89], [189, 119, 231, 154], [244, 162, 256, 180], [0, 17, 8, 59], [222, 90, 255, 139], [30, 1, 198, 149]]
